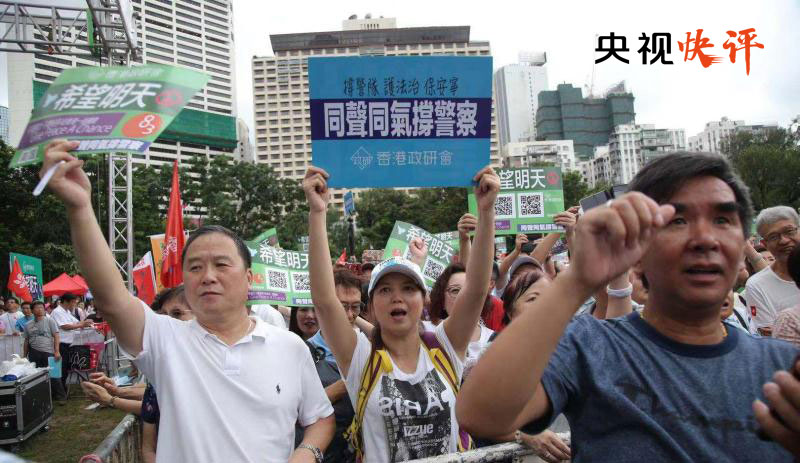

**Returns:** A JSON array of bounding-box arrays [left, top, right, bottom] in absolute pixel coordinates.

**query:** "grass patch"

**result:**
[[7, 386, 127, 463]]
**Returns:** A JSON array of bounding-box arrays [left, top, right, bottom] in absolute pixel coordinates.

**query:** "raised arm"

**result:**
[[41, 140, 144, 355], [531, 232, 561, 266], [304, 167, 358, 377], [457, 213, 477, 266], [744, 238, 768, 273], [498, 233, 527, 284], [443, 167, 499, 357], [457, 193, 674, 437]]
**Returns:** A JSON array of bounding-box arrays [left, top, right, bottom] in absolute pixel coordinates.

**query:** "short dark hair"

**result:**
[[788, 246, 800, 288], [61, 293, 78, 303], [628, 151, 753, 237], [151, 286, 186, 313], [20, 302, 30, 309], [334, 269, 362, 292], [501, 268, 548, 325], [361, 262, 375, 272], [31, 301, 45, 311], [182, 225, 252, 269]]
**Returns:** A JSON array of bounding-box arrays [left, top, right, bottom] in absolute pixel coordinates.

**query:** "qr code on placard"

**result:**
[[291, 271, 310, 292], [518, 192, 544, 218], [422, 258, 445, 282], [494, 193, 516, 219], [266, 269, 289, 291]]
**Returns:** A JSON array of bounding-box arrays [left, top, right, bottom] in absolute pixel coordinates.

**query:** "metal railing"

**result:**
[[79, 414, 141, 463], [409, 433, 571, 463]]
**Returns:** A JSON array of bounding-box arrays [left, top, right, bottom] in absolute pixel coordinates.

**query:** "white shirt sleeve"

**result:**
[[433, 322, 465, 381], [342, 331, 372, 405], [50, 308, 74, 328], [744, 280, 771, 328], [296, 341, 334, 427], [252, 305, 288, 330], [132, 300, 178, 381]]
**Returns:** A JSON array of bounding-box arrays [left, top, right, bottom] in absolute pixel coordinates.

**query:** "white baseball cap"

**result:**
[[367, 257, 427, 296]]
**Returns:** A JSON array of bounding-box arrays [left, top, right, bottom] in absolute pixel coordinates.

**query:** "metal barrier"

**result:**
[[79, 414, 141, 463], [408, 433, 571, 463]]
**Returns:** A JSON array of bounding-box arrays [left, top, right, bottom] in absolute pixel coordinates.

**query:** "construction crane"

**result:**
[[0, 0, 140, 289]]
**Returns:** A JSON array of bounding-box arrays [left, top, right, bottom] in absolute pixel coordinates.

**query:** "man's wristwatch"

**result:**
[[298, 443, 323, 463], [108, 396, 117, 408], [514, 430, 523, 445]]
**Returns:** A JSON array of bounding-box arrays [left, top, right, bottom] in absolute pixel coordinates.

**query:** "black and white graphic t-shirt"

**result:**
[[342, 324, 464, 463]]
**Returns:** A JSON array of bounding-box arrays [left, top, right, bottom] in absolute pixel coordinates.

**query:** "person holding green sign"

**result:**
[[304, 165, 500, 462], [39, 140, 334, 463]]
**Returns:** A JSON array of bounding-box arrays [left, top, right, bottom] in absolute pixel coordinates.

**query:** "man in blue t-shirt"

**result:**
[[458, 152, 800, 462]]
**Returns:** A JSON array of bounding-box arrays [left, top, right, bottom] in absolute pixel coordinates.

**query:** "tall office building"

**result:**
[[536, 83, 635, 160], [494, 52, 548, 147], [251, 16, 500, 207], [0, 106, 8, 143], [6, 0, 239, 167]]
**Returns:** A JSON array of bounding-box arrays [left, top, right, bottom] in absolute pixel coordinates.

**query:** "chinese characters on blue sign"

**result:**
[[309, 56, 492, 188]]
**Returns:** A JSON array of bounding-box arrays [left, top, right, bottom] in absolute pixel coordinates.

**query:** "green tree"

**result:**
[[407, 188, 469, 234], [355, 189, 412, 250], [0, 140, 78, 287], [732, 144, 800, 211], [720, 127, 800, 211]]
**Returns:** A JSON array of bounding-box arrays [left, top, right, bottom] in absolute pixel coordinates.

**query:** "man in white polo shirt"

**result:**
[[41, 140, 334, 463]]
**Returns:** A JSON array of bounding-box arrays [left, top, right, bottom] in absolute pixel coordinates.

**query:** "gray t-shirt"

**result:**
[[23, 317, 59, 354], [523, 312, 799, 462]]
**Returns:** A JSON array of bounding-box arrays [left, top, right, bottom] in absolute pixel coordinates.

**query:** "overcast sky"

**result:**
[[3, 0, 798, 140]]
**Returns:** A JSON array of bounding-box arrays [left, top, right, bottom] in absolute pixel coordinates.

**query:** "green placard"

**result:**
[[246, 242, 311, 307], [11, 64, 209, 168], [249, 228, 279, 248], [9, 253, 44, 301], [468, 167, 565, 235], [383, 221, 457, 289]]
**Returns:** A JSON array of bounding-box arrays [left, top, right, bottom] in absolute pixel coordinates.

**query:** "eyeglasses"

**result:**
[[445, 286, 462, 298], [765, 226, 799, 244], [341, 302, 364, 314]]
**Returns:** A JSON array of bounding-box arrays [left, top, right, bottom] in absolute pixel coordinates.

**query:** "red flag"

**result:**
[[161, 161, 185, 288], [336, 249, 347, 265], [7, 258, 32, 302], [133, 252, 157, 305]]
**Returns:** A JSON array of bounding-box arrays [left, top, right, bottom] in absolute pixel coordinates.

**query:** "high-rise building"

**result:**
[[0, 106, 8, 144], [605, 123, 686, 185], [579, 145, 610, 189], [502, 140, 577, 172], [536, 83, 635, 160], [494, 52, 548, 147], [251, 17, 500, 207], [688, 116, 779, 154], [6, 0, 239, 167]]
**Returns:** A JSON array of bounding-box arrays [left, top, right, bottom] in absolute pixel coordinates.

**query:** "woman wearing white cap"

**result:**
[[303, 166, 500, 463]]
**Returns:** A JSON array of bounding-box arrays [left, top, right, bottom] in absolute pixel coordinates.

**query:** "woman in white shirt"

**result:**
[[304, 165, 500, 462], [425, 263, 494, 370]]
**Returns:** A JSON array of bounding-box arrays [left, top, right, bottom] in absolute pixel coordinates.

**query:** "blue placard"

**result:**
[[309, 56, 492, 188], [344, 191, 356, 217]]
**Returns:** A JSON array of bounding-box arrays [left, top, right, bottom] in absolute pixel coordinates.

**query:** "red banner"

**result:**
[[161, 161, 185, 289], [7, 258, 32, 302]]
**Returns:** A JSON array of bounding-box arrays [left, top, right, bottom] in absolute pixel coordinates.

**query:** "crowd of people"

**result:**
[[14, 139, 799, 462]]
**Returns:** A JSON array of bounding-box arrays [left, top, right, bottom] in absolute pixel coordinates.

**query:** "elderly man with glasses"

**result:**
[[745, 206, 800, 335]]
